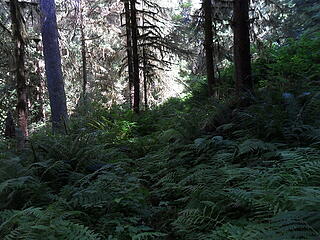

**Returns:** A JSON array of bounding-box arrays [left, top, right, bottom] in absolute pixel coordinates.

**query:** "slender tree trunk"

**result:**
[[10, 0, 28, 146], [80, 2, 88, 98], [124, 0, 134, 108], [35, 40, 45, 122], [40, 0, 68, 133], [233, 0, 253, 94], [130, 0, 140, 113], [143, 48, 148, 110], [203, 0, 215, 96], [141, 1, 148, 110]]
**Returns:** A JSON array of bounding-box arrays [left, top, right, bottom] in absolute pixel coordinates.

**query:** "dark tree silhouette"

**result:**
[[80, 2, 88, 98], [123, 0, 134, 108], [233, 0, 253, 94], [203, 0, 215, 96], [80, 22, 87, 97], [130, 0, 140, 113], [40, 0, 68, 132]]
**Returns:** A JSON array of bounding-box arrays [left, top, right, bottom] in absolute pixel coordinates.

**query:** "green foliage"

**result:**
[[0, 207, 101, 240], [216, 34, 320, 94], [2, 85, 320, 239], [287, 0, 320, 36], [1, 34, 320, 239], [253, 34, 320, 91]]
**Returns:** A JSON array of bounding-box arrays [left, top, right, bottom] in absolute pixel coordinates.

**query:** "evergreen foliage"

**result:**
[[0, 12, 320, 240]]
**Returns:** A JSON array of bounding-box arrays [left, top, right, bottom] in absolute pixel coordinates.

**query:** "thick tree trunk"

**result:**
[[124, 0, 134, 108], [203, 0, 215, 96], [233, 0, 253, 94], [40, 0, 68, 133], [130, 0, 140, 113], [10, 0, 28, 146]]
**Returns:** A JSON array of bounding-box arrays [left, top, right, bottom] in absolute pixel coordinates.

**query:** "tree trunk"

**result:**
[[124, 0, 134, 108], [233, 0, 253, 94], [10, 0, 28, 147], [80, 2, 88, 98], [141, 1, 148, 110], [143, 48, 148, 110], [203, 0, 215, 96], [40, 0, 68, 133], [34, 40, 45, 122], [130, 0, 140, 113]]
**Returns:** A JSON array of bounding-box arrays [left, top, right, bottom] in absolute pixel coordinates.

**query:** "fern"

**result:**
[[236, 139, 277, 157], [2, 73, 320, 240], [0, 207, 101, 240], [132, 232, 167, 240]]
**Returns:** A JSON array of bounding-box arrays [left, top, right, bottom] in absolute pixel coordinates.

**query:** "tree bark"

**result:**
[[10, 0, 28, 146], [233, 0, 253, 94], [34, 40, 45, 122], [124, 0, 134, 108], [39, 0, 68, 133], [130, 0, 140, 113], [143, 48, 148, 110], [80, 2, 88, 98], [203, 0, 215, 96], [141, 0, 148, 110]]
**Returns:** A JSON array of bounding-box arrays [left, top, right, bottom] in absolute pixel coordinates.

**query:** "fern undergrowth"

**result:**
[[1, 37, 320, 239]]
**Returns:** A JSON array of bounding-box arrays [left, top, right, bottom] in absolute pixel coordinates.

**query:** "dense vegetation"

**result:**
[[1, 34, 320, 239]]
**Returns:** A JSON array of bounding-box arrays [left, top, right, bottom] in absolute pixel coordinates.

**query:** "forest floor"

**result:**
[[1, 89, 320, 239], [0, 35, 320, 239]]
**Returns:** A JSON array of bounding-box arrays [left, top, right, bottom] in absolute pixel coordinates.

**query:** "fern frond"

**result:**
[[132, 232, 167, 240]]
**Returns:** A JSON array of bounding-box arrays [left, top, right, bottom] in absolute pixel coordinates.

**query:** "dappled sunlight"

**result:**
[[0, 0, 319, 239]]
